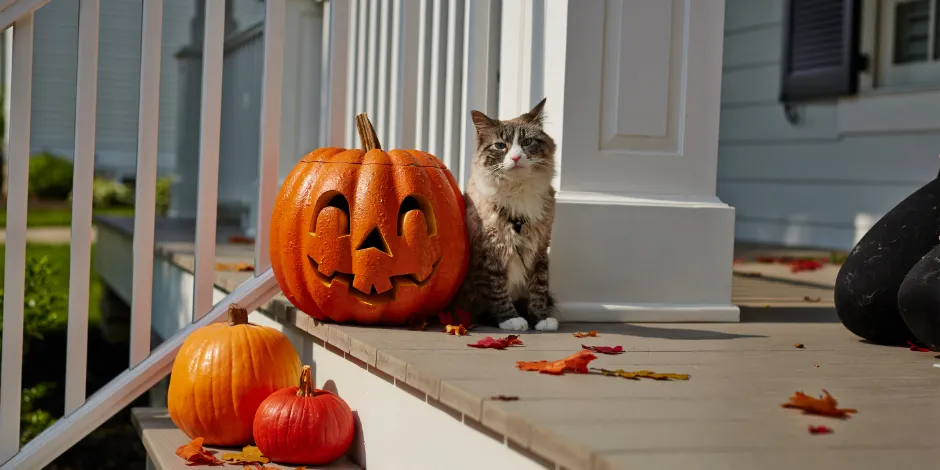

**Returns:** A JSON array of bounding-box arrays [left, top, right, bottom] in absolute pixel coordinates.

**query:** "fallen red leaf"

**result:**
[[490, 395, 520, 401], [581, 344, 624, 355], [803, 296, 821, 302], [572, 330, 597, 338], [175, 437, 223, 466], [516, 350, 597, 375], [227, 235, 255, 244], [438, 311, 455, 326], [445, 324, 468, 336], [781, 389, 857, 419], [808, 425, 833, 435], [752, 256, 827, 272], [468, 335, 523, 350], [790, 259, 824, 273], [907, 340, 933, 352]]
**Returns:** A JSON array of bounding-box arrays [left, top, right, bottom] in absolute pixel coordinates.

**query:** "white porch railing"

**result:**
[[0, 0, 501, 468]]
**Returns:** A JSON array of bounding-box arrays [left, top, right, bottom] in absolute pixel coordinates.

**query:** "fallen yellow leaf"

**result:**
[[220, 445, 270, 465]]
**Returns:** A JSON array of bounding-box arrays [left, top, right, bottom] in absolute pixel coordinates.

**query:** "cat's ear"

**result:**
[[471, 110, 499, 132], [521, 97, 547, 125]]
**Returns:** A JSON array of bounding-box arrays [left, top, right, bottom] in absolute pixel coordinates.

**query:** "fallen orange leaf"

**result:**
[[572, 330, 597, 338], [593, 368, 690, 381], [516, 350, 596, 375], [220, 445, 270, 465], [794, 343, 805, 349], [781, 389, 857, 419], [215, 262, 255, 272], [445, 324, 467, 336], [175, 437, 223, 466]]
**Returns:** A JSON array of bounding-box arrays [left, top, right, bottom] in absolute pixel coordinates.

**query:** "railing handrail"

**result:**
[[0, 269, 281, 470]]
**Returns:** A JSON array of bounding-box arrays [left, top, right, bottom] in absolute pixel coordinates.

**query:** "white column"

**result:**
[[507, 0, 738, 322]]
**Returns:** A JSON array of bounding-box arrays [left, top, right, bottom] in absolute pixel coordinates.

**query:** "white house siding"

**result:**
[[25, 0, 262, 180], [717, 0, 940, 251]]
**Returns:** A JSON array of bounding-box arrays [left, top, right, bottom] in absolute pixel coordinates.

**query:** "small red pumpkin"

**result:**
[[252, 365, 355, 465]]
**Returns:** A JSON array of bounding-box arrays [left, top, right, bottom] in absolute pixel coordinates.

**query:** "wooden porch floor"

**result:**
[[97, 216, 940, 470]]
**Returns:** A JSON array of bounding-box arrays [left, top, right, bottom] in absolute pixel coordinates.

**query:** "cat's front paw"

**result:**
[[499, 317, 529, 331], [534, 317, 559, 331]]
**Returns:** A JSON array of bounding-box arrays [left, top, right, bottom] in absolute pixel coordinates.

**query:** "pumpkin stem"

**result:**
[[297, 365, 315, 397], [227, 304, 249, 326], [355, 113, 382, 152]]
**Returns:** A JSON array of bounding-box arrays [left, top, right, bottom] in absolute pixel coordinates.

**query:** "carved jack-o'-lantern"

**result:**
[[270, 114, 469, 325]]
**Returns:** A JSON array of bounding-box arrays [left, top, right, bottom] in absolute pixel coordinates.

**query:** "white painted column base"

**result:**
[[550, 191, 739, 323]]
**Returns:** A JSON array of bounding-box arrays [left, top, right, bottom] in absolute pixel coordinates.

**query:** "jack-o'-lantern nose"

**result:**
[[357, 227, 390, 254]]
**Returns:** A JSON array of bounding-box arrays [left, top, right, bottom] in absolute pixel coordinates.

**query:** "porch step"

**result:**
[[131, 408, 362, 470]]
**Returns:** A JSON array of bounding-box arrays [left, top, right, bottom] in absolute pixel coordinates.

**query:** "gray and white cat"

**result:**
[[453, 98, 559, 332]]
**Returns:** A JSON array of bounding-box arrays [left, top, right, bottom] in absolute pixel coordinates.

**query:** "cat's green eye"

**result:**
[[521, 138, 533, 146], [494, 142, 507, 150]]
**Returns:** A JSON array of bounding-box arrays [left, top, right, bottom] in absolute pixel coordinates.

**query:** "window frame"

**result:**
[[874, 0, 940, 89]]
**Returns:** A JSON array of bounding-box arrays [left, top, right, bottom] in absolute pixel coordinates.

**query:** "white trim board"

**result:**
[[304, 342, 549, 470]]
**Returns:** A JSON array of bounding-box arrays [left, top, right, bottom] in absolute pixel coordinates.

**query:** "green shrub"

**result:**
[[28, 153, 74, 200], [0, 255, 69, 345], [20, 382, 57, 445], [91, 178, 133, 208], [155, 175, 173, 215], [0, 256, 68, 444], [68, 175, 174, 213]]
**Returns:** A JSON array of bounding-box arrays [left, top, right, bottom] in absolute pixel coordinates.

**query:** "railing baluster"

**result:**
[[323, 0, 350, 147], [129, 0, 163, 367], [388, 0, 421, 148], [64, 0, 100, 415], [352, 0, 367, 145], [255, 0, 285, 272], [340, 0, 358, 147], [364, 0, 379, 129], [427, 0, 447, 157], [192, 0, 227, 320], [0, 12, 34, 462], [376, 0, 391, 142], [414, 0, 430, 150], [460, 0, 500, 187], [442, 0, 463, 170]]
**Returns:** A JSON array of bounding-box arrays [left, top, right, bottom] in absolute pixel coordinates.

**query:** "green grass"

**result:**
[[0, 243, 102, 326], [0, 206, 135, 228]]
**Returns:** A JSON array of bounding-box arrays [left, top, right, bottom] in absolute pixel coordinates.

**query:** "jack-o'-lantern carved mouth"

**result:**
[[307, 254, 441, 304]]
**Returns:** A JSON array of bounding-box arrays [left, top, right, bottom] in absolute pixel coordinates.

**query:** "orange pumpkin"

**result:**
[[270, 114, 469, 325], [167, 304, 301, 446]]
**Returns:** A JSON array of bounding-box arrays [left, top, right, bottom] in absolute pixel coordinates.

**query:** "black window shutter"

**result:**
[[779, 0, 863, 102]]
